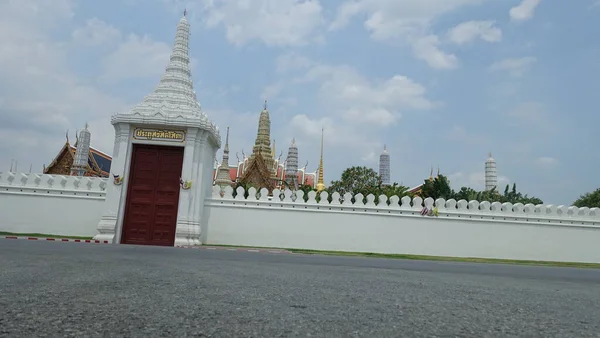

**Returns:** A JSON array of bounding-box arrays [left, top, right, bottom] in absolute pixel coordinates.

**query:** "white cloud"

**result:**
[[200, 0, 325, 47], [329, 0, 486, 69], [269, 54, 436, 164], [291, 62, 435, 126], [102, 34, 173, 81], [72, 18, 121, 46], [489, 57, 537, 78], [447, 20, 502, 45], [276, 52, 313, 73], [0, 0, 133, 172], [412, 35, 459, 69], [509, 0, 542, 22]]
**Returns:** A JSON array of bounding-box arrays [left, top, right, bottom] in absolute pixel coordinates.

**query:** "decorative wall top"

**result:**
[[209, 186, 600, 224], [0, 172, 107, 195], [111, 14, 220, 148]]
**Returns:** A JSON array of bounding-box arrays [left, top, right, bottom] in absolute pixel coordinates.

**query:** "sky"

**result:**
[[0, 0, 598, 205]]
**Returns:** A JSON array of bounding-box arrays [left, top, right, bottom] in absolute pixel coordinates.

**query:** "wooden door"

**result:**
[[121, 144, 184, 246]]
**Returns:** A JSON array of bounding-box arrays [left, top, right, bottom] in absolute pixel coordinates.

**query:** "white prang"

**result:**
[[111, 16, 220, 145], [485, 152, 497, 191], [379, 145, 390, 186]]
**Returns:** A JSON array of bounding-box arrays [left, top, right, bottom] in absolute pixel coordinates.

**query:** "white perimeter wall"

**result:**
[[204, 186, 600, 263], [2, 173, 600, 264], [0, 173, 106, 237]]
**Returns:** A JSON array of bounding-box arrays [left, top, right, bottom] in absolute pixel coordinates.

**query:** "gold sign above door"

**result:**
[[133, 128, 186, 143]]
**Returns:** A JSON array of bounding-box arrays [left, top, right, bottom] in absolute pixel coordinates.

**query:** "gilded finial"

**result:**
[[263, 99, 267, 110]]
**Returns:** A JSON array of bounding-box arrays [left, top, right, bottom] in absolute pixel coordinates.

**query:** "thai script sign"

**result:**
[[133, 128, 186, 143]]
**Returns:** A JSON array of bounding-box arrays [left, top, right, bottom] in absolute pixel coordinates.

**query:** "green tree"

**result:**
[[381, 182, 412, 199], [573, 188, 600, 208], [454, 187, 478, 201], [420, 174, 454, 200], [328, 166, 382, 196], [499, 183, 543, 205], [327, 166, 411, 205]]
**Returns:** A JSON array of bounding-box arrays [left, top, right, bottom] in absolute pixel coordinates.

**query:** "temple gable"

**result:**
[[239, 151, 276, 193]]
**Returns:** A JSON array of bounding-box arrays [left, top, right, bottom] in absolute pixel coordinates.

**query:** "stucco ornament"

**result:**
[[180, 178, 192, 190], [112, 174, 123, 186]]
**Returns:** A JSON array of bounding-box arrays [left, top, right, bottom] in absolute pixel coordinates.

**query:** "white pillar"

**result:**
[[94, 123, 131, 243], [174, 128, 199, 246]]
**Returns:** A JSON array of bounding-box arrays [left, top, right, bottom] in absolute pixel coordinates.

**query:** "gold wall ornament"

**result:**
[[180, 178, 192, 190], [133, 128, 186, 143], [112, 174, 124, 186]]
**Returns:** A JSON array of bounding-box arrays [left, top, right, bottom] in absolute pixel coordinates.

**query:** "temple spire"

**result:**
[[71, 124, 91, 176], [215, 127, 233, 188], [251, 103, 274, 166], [316, 128, 325, 192], [127, 11, 202, 116], [485, 152, 497, 191], [285, 138, 299, 189]]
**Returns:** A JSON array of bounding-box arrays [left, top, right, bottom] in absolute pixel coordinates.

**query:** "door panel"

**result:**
[[121, 144, 184, 246]]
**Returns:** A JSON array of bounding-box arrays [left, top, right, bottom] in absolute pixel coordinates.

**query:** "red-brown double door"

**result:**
[[121, 144, 184, 246]]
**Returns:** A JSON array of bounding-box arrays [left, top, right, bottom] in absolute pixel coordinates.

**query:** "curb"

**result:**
[[2, 236, 110, 244], [177, 245, 292, 254]]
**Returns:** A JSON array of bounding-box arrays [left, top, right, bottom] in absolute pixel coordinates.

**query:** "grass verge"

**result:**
[[206, 244, 600, 269], [0, 231, 93, 240]]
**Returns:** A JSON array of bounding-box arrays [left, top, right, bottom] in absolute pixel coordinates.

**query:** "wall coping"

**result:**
[[208, 186, 600, 227], [0, 172, 107, 195]]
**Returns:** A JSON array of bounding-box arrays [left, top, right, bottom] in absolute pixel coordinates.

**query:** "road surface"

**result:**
[[1, 239, 599, 337]]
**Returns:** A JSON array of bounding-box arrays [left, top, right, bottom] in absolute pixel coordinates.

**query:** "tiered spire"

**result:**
[[485, 152, 498, 191], [128, 11, 202, 116], [285, 138, 299, 189], [379, 144, 390, 186], [215, 127, 232, 188], [250, 102, 275, 175], [71, 124, 91, 176], [316, 128, 326, 192]]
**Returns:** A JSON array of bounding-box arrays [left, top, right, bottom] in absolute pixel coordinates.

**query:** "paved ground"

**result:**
[[1, 240, 600, 337]]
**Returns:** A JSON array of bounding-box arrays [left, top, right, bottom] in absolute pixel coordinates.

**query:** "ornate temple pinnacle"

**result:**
[[123, 12, 209, 119], [316, 128, 325, 192]]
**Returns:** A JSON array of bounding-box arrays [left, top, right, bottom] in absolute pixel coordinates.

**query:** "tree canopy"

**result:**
[[328, 166, 382, 195], [573, 188, 600, 208], [327, 166, 411, 203], [419, 174, 454, 200]]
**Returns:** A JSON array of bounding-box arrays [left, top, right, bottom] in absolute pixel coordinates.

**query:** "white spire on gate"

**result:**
[[129, 14, 201, 116], [111, 11, 220, 146]]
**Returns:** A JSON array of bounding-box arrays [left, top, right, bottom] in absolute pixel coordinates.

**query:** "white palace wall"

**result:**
[[0, 173, 107, 236], [2, 172, 600, 263], [204, 186, 600, 264]]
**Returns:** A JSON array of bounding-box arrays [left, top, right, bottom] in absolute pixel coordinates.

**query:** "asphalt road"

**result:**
[[1, 240, 600, 337]]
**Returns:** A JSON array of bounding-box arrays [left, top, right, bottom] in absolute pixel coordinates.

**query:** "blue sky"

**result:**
[[0, 0, 598, 205]]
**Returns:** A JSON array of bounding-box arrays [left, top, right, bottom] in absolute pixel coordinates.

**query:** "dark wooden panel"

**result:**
[[121, 144, 184, 246]]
